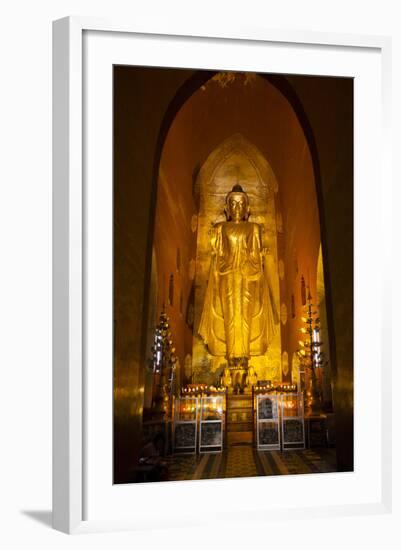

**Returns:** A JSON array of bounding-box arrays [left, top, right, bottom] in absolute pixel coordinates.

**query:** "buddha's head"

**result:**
[[225, 184, 250, 222]]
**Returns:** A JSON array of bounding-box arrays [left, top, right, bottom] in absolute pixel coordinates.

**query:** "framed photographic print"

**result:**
[[53, 17, 392, 533]]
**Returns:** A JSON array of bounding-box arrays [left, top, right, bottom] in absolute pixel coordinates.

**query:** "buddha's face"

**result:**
[[227, 193, 248, 222]]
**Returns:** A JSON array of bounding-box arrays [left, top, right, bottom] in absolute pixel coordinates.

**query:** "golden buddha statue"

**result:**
[[198, 184, 279, 375], [222, 367, 232, 387], [246, 366, 258, 387]]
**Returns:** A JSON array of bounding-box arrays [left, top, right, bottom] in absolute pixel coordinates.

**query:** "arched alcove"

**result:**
[[149, 70, 323, 389]]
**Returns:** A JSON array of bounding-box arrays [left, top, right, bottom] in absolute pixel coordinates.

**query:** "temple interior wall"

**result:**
[[113, 66, 353, 481]]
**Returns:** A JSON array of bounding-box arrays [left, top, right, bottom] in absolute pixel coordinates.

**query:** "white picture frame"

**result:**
[[52, 16, 392, 534]]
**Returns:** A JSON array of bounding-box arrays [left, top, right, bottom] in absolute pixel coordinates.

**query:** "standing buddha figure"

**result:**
[[199, 184, 278, 372]]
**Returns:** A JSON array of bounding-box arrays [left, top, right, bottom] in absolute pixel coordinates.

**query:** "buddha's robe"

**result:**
[[199, 221, 278, 359]]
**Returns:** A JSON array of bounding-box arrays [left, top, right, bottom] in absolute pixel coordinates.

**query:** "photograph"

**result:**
[[112, 66, 354, 484], [0, 0, 396, 543]]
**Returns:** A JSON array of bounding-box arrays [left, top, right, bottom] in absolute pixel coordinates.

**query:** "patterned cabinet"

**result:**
[[280, 393, 305, 450], [256, 394, 281, 450], [173, 397, 199, 453], [199, 395, 225, 453]]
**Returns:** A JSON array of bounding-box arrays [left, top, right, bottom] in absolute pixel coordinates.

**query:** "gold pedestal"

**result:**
[[222, 357, 258, 395]]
